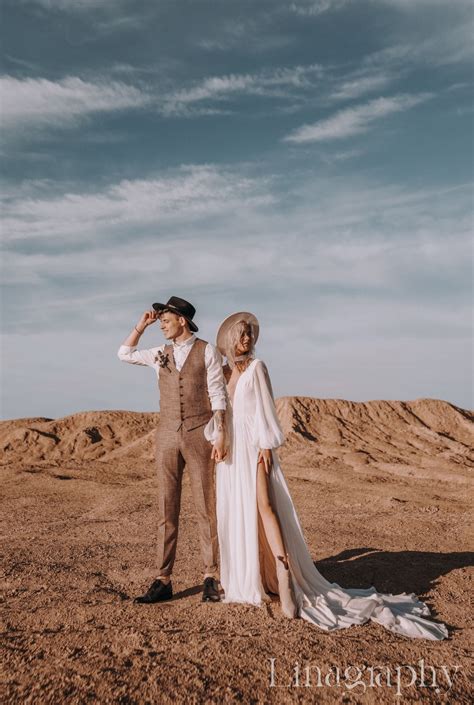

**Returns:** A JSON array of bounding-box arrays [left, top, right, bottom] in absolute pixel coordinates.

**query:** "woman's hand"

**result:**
[[211, 434, 227, 462], [258, 448, 273, 474], [137, 309, 159, 331]]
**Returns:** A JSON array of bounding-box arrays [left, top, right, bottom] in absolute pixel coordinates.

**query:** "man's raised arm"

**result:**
[[117, 309, 160, 366]]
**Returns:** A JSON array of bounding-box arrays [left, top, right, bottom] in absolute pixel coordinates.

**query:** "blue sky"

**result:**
[[1, 0, 473, 419]]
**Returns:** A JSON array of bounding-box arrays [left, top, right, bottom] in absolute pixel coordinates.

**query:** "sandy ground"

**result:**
[[1, 398, 473, 704]]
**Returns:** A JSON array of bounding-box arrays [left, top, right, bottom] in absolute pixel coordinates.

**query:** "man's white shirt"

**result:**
[[117, 334, 226, 411]]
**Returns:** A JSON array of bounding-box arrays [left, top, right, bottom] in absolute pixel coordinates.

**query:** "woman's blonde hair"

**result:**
[[224, 320, 255, 368]]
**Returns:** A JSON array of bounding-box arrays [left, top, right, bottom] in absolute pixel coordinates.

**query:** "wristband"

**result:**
[[135, 326, 144, 335]]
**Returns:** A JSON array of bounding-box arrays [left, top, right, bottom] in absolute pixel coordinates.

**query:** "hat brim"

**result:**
[[216, 312, 259, 356], [152, 302, 199, 332]]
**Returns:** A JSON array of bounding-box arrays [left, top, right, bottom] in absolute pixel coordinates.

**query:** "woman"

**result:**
[[205, 312, 448, 640]]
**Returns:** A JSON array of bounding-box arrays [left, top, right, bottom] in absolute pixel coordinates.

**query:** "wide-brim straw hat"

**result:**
[[216, 311, 260, 356]]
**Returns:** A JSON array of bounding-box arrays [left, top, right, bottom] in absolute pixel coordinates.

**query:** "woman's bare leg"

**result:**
[[257, 462, 297, 617], [256, 462, 287, 562]]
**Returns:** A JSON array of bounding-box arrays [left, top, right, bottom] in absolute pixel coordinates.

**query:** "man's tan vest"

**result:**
[[158, 338, 212, 431]]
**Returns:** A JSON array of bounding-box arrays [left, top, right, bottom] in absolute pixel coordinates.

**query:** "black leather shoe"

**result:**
[[202, 577, 221, 602], [134, 579, 172, 604]]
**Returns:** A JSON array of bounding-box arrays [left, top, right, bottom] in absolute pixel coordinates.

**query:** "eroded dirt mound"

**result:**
[[1, 399, 472, 476], [0, 410, 160, 464], [276, 397, 474, 479]]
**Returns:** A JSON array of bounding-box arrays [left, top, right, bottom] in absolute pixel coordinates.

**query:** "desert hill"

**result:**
[[1, 398, 472, 475], [0, 410, 160, 464], [276, 397, 473, 483]]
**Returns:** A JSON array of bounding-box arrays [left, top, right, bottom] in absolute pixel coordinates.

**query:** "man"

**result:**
[[118, 296, 227, 603]]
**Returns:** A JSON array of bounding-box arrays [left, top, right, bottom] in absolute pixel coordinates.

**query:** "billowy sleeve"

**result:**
[[204, 401, 232, 448], [251, 360, 285, 450], [117, 345, 162, 367]]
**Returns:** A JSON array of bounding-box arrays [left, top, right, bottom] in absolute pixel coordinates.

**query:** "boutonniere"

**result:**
[[155, 350, 172, 373]]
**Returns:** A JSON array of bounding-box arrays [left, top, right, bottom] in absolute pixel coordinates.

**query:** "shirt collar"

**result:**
[[173, 333, 196, 348]]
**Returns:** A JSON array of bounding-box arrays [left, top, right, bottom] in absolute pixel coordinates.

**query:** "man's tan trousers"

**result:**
[[155, 422, 218, 577]]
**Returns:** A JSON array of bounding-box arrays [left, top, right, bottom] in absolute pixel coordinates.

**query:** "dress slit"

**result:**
[[257, 477, 279, 595]]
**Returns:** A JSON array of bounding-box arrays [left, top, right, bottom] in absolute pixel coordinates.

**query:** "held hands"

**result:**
[[210, 412, 227, 463], [137, 309, 159, 332], [211, 432, 227, 463], [258, 448, 273, 474]]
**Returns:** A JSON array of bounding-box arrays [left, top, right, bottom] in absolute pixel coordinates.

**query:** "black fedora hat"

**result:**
[[152, 296, 199, 332]]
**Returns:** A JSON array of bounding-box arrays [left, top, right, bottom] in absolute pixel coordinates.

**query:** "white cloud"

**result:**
[[4, 181, 471, 338], [289, 1, 350, 16], [3, 167, 471, 295], [19, 0, 126, 9], [3, 167, 471, 414], [290, 0, 473, 70], [1, 165, 275, 243], [196, 15, 293, 54], [284, 93, 431, 143], [363, 21, 473, 70], [379, 0, 471, 8], [0, 75, 149, 130], [161, 64, 323, 116], [0, 64, 325, 130], [329, 72, 395, 102], [320, 148, 364, 163], [290, 0, 471, 15]]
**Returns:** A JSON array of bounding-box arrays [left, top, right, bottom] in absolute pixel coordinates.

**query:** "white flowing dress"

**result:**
[[205, 358, 448, 640]]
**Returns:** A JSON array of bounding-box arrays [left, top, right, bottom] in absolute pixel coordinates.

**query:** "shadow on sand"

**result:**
[[316, 547, 472, 628], [171, 584, 202, 600]]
